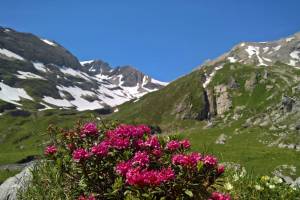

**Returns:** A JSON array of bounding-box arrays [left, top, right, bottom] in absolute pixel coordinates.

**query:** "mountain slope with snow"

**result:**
[[0, 27, 167, 112]]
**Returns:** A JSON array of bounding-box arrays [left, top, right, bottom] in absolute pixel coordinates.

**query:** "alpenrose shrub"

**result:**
[[44, 122, 230, 200]]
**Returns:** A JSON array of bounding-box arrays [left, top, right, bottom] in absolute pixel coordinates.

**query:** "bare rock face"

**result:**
[[214, 84, 232, 115], [0, 163, 33, 200], [244, 72, 258, 91]]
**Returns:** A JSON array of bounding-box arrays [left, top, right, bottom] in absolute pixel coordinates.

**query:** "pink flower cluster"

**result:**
[[72, 148, 90, 162], [166, 139, 191, 151], [91, 141, 110, 157], [105, 124, 151, 150], [126, 167, 175, 186], [203, 155, 218, 166], [106, 124, 151, 139], [131, 151, 150, 167], [44, 145, 57, 155], [138, 136, 161, 149], [81, 123, 98, 137], [172, 152, 201, 167], [209, 192, 231, 200]]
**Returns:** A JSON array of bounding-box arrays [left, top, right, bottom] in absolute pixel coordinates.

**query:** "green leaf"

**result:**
[[185, 190, 193, 197], [197, 161, 203, 172]]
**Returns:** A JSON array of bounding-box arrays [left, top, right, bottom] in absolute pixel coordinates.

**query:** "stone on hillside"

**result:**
[[242, 118, 253, 128], [215, 133, 230, 144], [0, 163, 34, 200], [244, 72, 257, 91], [281, 95, 295, 112], [228, 77, 239, 89]]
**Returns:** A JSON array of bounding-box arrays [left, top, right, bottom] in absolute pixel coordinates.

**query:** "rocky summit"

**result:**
[[0, 27, 167, 112]]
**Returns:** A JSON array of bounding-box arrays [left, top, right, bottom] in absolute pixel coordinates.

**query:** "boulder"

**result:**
[[0, 163, 34, 200]]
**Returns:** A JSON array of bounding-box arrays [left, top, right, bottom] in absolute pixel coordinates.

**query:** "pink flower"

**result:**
[[203, 155, 218, 166], [116, 161, 132, 176], [180, 139, 191, 149], [166, 140, 180, 151], [217, 165, 225, 175], [152, 149, 163, 157], [172, 152, 201, 168], [131, 151, 150, 167], [44, 145, 57, 155], [209, 192, 231, 200], [81, 122, 98, 137], [140, 136, 161, 149], [72, 148, 90, 162], [91, 141, 109, 157]]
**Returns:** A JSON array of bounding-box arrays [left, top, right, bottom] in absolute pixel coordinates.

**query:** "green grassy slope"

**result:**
[[111, 62, 300, 176], [0, 109, 97, 165], [112, 69, 206, 131]]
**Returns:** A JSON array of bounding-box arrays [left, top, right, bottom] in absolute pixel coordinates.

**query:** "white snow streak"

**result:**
[[16, 71, 46, 80], [41, 39, 57, 46], [0, 48, 25, 61], [60, 67, 91, 81], [80, 60, 94, 66], [227, 56, 237, 63], [32, 62, 47, 73]]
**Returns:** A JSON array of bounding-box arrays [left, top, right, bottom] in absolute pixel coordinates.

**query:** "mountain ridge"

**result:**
[[0, 27, 167, 112]]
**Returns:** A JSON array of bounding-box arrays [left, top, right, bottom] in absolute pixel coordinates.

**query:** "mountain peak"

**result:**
[[201, 31, 300, 69]]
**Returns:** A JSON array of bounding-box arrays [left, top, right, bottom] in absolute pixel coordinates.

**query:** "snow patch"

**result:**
[[16, 71, 46, 80], [273, 45, 281, 51], [38, 102, 53, 111], [290, 51, 300, 60], [57, 86, 104, 111], [263, 47, 269, 53], [240, 43, 245, 47], [32, 62, 47, 73], [41, 39, 57, 46], [286, 37, 294, 42], [262, 57, 272, 62], [203, 65, 224, 88], [245, 46, 267, 66], [42, 96, 73, 108], [151, 78, 169, 86], [288, 60, 297, 67], [227, 57, 237, 63], [245, 46, 259, 58], [60, 67, 91, 81], [0, 48, 25, 61], [80, 60, 94, 66], [0, 82, 33, 105]]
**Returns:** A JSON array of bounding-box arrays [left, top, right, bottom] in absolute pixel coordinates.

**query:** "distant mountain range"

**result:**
[[0, 27, 167, 112]]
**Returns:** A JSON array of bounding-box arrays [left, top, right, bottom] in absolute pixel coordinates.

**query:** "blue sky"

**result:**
[[1, 0, 300, 81]]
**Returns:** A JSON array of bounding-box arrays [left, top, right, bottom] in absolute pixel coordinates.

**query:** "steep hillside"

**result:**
[[111, 32, 300, 177]]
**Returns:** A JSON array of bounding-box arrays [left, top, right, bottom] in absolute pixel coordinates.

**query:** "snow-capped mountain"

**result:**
[[0, 27, 167, 112], [201, 32, 300, 88]]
